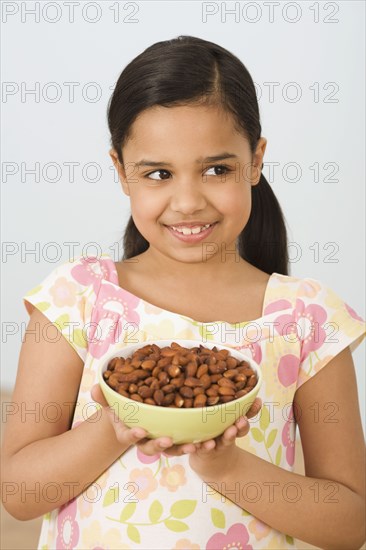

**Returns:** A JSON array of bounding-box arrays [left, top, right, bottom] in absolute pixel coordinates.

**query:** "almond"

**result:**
[[141, 359, 156, 370], [194, 394, 207, 408], [104, 344, 258, 408]]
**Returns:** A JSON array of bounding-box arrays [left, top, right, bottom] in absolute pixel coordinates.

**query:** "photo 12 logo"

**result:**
[[1, 1, 140, 24], [201, 2, 340, 24]]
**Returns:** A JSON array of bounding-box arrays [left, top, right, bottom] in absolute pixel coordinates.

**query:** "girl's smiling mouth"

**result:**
[[164, 222, 218, 242]]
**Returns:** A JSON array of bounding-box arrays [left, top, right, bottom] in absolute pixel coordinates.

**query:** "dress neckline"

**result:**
[[102, 253, 278, 326]]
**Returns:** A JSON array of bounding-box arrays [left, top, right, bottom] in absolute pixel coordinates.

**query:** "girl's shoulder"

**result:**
[[266, 271, 348, 308], [266, 271, 365, 344], [24, 253, 118, 298], [264, 271, 327, 314], [22, 253, 118, 362], [263, 271, 366, 392], [63, 252, 118, 286]]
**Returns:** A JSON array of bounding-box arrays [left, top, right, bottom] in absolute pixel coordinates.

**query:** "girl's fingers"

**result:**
[[90, 387, 260, 452], [236, 415, 250, 432], [163, 442, 198, 456], [102, 408, 149, 446], [100, 398, 255, 454], [117, 424, 147, 444], [236, 419, 250, 438], [98, 400, 197, 455], [136, 436, 175, 456], [139, 417, 249, 455], [91, 384, 109, 407], [218, 416, 249, 447], [188, 415, 250, 454], [101, 406, 192, 456], [220, 425, 239, 446], [199, 439, 216, 452], [246, 397, 262, 419]]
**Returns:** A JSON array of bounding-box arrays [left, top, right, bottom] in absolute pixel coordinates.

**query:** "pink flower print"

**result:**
[[235, 341, 262, 365], [82, 521, 131, 549], [295, 299, 327, 362], [88, 283, 140, 359], [282, 405, 295, 466], [274, 299, 327, 362], [136, 447, 161, 464], [56, 497, 80, 549], [136, 447, 171, 464], [78, 495, 93, 519], [272, 311, 294, 339], [248, 517, 271, 541], [264, 299, 292, 315], [206, 523, 253, 550], [78, 478, 107, 519], [345, 303, 364, 322], [70, 255, 114, 294], [262, 341, 296, 401], [160, 464, 187, 492], [98, 282, 140, 324], [277, 354, 299, 387], [49, 277, 77, 308], [88, 311, 122, 359], [325, 287, 365, 340], [297, 279, 322, 299], [129, 467, 158, 500], [250, 342, 262, 364]]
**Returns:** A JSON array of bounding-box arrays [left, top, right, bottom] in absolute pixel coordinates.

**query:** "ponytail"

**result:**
[[238, 173, 289, 275], [122, 216, 149, 261]]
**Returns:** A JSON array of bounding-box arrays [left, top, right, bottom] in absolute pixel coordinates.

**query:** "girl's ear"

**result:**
[[109, 148, 130, 196], [251, 137, 267, 186]]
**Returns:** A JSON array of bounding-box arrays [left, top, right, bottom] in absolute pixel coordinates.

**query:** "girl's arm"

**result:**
[[1, 308, 146, 520], [205, 346, 366, 550]]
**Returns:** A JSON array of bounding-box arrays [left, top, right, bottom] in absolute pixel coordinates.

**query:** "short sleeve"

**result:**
[[295, 278, 366, 391], [22, 256, 95, 363]]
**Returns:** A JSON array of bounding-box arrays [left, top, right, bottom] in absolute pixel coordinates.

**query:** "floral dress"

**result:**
[[22, 252, 366, 550]]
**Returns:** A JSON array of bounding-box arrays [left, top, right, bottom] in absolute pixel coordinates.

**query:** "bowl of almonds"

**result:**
[[98, 340, 262, 444]]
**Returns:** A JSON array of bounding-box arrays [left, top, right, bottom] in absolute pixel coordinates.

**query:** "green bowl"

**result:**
[[98, 339, 262, 444]]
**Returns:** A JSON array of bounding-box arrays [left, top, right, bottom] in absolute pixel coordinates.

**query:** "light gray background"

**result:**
[[2, 1, 365, 430]]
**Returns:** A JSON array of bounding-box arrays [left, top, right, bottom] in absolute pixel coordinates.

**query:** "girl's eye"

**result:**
[[144, 164, 231, 183], [205, 164, 231, 177], [145, 169, 171, 181]]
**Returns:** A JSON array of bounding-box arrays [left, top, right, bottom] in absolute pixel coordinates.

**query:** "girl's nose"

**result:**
[[169, 178, 207, 213]]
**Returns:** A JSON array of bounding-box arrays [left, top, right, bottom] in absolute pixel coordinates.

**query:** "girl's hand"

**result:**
[[92, 384, 261, 464], [187, 397, 262, 481], [153, 397, 262, 459], [91, 384, 179, 454]]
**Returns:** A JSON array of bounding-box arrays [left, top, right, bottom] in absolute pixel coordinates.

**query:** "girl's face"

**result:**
[[110, 104, 266, 267]]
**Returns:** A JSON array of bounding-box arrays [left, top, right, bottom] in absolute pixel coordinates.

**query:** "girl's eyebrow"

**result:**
[[135, 153, 239, 168]]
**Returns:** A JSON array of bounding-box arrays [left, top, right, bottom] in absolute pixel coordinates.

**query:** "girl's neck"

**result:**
[[134, 248, 254, 288]]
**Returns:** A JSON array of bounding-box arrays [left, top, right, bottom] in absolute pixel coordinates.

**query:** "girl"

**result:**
[[2, 35, 365, 550]]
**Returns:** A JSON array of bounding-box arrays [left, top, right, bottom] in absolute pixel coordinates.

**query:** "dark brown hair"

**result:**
[[107, 35, 289, 275]]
